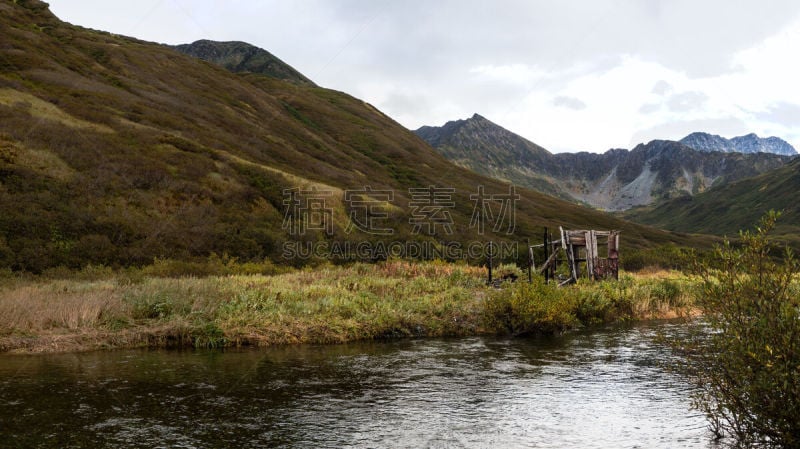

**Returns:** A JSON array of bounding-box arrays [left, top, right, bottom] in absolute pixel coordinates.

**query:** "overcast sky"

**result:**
[[47, 0, 800, 153]]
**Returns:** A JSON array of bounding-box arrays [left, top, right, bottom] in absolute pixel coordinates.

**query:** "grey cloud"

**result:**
[[381, 92, 434, 121], [638, 90, 707, 115], [666, 91, 708, 112], [553, 96, 586, 110], [305, 0, 800, 80], [756, 102, 800, 126], [651, 80, 672, 96], [638, 103, 661, 114]]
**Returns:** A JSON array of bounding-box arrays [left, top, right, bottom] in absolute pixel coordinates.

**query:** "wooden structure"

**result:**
[[529, 227, 620, 286]]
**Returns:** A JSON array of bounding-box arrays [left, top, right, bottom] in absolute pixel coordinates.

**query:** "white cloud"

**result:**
[[553, 96, 587, 110], [469, 64, 542, 82]]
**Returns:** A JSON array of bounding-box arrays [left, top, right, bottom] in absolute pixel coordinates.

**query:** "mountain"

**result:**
[[416, 115, 792, 211], [0, 1, 697, 272], [415, 114, 558, 196], [172, 39, 316, 86], [624, 157, 800, 246], [680, 132, 797, 156]]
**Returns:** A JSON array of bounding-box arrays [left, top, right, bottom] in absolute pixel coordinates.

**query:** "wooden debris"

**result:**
[[527, 227, 620, 285]]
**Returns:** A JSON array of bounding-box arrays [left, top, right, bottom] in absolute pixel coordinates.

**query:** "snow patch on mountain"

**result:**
[[680, 132, 796, 155]]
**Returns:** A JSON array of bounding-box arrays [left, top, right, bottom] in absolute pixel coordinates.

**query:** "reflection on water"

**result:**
[[0, 322, 714, 448]]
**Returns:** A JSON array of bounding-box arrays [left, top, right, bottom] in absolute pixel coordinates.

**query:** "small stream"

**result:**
[[0, 321, 715, 448]]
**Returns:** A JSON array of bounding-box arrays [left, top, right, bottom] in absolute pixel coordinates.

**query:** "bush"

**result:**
[[483, 277, 577, 335], [679, 211, 800, 447]]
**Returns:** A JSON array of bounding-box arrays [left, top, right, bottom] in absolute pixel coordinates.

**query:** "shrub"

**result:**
[[483, 277, 577, 335], [679, 211, 800, 447]]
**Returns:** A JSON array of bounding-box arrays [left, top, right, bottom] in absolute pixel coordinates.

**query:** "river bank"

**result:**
[[0, 261, 698, 354]]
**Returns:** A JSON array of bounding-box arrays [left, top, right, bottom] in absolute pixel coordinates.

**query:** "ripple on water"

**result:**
[[0, 322, 715, 448]]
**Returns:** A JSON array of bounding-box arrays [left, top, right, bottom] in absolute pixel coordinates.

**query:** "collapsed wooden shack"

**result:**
[[529, 227, 620, 286]]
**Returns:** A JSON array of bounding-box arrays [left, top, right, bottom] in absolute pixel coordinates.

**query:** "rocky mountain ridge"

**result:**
[[416, 115, 793, 211], [679, 132, 796, 156]]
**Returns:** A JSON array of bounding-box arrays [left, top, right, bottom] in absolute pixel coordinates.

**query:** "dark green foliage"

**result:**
[[680, 211, 800, 446], [482, 277, 577, 335], [482, 273, 694, 334], [192, 322, 227, 349], [281, 101, 319, 129]]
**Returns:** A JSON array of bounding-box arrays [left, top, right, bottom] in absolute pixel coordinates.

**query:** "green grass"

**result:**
[[0, 260, 702, 353]]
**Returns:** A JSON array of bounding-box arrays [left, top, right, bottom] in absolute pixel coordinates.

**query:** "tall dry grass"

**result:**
[[0, 261, 702, 353], [0, 280, 124, 332]]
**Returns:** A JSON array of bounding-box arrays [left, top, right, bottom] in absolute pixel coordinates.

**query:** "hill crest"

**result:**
[[172, 39, 316, 86]]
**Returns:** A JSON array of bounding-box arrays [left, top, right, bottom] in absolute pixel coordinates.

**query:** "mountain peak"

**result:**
[[172, 40, 316, 86], [680, 132, 796, 155], [415, 114, 551, 160]]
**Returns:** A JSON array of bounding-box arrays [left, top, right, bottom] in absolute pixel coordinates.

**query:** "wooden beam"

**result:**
[[537, 250, 559, 274]]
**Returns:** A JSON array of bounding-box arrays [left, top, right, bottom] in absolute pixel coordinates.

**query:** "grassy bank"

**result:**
[[0, 261, 699, 354]]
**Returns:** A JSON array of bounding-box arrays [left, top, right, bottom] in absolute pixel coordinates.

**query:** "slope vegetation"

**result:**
[[0, 1, 701, 272], [624, 158, 800, 246]]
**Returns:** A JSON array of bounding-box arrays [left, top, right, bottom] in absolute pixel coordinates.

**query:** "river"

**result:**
[[0, 321, 715, 448]]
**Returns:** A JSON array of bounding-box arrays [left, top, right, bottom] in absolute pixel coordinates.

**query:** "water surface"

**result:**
[[0, 322, 714, 448]]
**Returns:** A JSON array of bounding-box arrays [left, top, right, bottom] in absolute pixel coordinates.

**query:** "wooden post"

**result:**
[[560, 227, 573, 282], [608, 231, 620, 280], [587, 230, 597, 281], [615, 233, 620, 280], [550, 230, 557, 281], [572, 245, 580, 279], [487, 241, 493, 285], [543, 227, 549, 283], [527, 238, 533, 283]]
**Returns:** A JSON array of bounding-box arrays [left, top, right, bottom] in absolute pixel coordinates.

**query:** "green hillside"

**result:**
[[624, 158, 800, 246], [0, 1, 705, 273]]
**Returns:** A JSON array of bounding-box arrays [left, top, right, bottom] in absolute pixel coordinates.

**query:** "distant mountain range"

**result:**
[[680, 132, 796, 156], [172, 40, 316, 86], [624, 157, 800, 245], [415, 114, 793, 211]]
